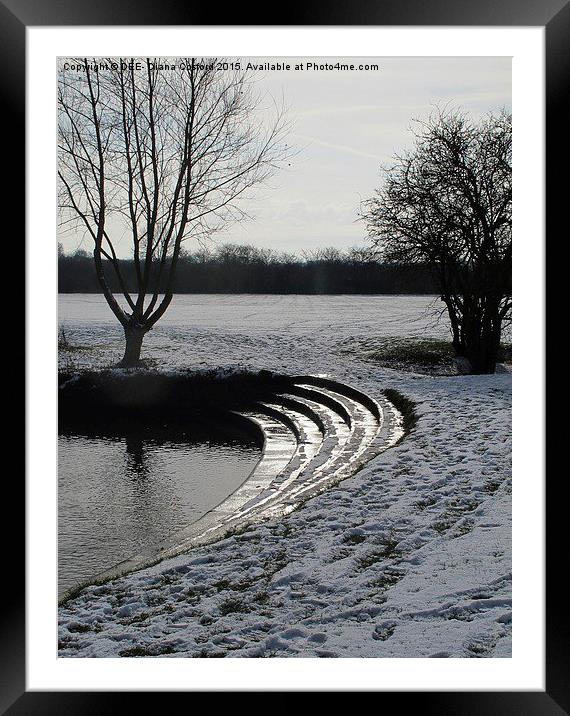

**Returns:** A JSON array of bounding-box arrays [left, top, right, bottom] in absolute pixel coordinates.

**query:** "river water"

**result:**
[[58, 423, 259, 596]]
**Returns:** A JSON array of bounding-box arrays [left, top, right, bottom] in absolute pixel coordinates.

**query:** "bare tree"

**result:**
[[362, 108, 512, 374], [58, 57, 289, 366]]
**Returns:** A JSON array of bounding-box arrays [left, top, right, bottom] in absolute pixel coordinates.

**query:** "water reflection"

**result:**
[[58, 421, 260, 596], [125, 434, 146, 476]]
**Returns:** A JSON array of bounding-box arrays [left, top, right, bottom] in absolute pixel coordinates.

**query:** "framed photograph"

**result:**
[[5, 0, 564, 709]]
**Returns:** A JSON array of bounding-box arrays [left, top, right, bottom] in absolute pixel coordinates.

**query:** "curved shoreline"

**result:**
[[59, 375, 403, 604]]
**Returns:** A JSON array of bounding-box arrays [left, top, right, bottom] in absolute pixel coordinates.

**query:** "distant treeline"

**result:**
[[58, 244, 439, 295]]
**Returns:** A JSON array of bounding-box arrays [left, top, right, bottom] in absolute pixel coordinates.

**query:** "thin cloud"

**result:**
[[292, 133, 386, 161]]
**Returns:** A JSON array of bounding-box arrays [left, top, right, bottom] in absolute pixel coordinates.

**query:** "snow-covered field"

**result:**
[[58, 294, 511, 658]]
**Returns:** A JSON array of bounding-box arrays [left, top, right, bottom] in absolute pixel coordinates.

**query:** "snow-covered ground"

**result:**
[[58, 295, 511, 658]]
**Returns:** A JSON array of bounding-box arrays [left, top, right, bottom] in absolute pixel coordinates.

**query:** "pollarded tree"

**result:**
[[58, 57, 289, 366], [362, 108, 512, 374]]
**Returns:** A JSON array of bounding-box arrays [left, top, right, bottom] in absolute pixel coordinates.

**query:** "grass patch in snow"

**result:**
[[193, 649, 226, 658], [414, 495, 438, 511], [343, 533, 366, 546], [377, 338, 455, 366], [263, 548, 289, 577], [58, 327, 95, 372], [341, 337, 511, 376], [214, 578, 254, 593], [484, 479, 502, 494], [432, 497, 480, 534], [383, 388, 418, 436], [453, 520, 475, 538], [465, 639, 495, 657], [358, 537, 402, 568], [369, 569, 405, 592], [123, 611, 151, 625], [119, 644, 177, 657], [373, 622, 397, 641], [218, 597, 250, 616], [119, 645, 154, 657], [214, 579, 232, 592], [66, 622, 97, 634], [432, 519, 454, 534], [58, 326, 91, 353], [359, 553, 386, 569], [279, 524, 296, 538]]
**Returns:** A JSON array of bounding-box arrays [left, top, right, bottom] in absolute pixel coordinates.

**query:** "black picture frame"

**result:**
[[5, 0, 564, 710]]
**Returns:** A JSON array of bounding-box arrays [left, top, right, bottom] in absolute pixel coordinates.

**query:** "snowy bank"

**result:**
[[58, 314, 511, 658]]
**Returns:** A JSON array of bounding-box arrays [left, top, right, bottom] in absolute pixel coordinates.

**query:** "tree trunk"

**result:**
[[119, 326, 146, 368], [440, 294, 465, 356], [462, 313, 502, 375], [465, 347, 494, 374]]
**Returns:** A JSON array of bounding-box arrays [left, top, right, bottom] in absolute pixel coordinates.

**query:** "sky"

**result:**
[[59, 56, 511, 257]]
